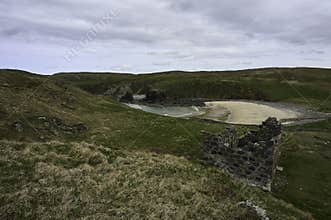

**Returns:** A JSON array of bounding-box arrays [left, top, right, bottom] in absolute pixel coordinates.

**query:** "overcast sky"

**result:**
[[1, 0, 330, 74]]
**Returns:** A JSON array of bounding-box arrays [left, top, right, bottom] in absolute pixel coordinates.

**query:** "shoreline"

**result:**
[[125, 100, 331, 125]]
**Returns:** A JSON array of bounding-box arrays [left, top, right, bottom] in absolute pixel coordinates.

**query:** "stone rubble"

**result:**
[[238, 200, 270, 220], [202, 117, 282, 189]]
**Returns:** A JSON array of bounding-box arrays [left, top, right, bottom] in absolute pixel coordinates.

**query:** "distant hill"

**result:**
[[54, 67, 331, 112]]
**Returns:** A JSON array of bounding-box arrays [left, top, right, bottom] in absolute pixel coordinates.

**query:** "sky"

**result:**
[[0, 0, 330, 74]]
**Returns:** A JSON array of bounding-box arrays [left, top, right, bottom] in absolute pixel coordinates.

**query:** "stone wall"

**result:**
[[202, 117, 282, 190]]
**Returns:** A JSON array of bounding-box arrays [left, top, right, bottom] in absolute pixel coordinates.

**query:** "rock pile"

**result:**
[[11, 116, 88, 139], [202, 117, 282, 190], [36, 116, 88, 135]]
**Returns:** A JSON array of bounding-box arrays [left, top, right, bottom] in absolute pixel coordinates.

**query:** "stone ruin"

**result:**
[[202, 117, 282, 190]]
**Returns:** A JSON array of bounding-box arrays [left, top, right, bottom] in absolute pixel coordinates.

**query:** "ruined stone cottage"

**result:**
[[202, 117, 282, 190]]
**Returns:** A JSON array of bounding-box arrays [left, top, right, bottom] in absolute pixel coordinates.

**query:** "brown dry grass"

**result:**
[[0, 141, 311, 220]]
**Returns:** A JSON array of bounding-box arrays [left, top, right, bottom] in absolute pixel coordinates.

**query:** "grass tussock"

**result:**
[[0, 141, 310, 220]]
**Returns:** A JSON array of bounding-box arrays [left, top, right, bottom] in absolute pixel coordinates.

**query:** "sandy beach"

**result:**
[[204, 101, 301, 125]]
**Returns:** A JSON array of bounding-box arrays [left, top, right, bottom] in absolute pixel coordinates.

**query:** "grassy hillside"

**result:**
[[1, 140, 312, 219], [273, 120, 331, 220], [54, 67, 331, 111], [0, 69, 313, 219], [54, 67, 331, 219]]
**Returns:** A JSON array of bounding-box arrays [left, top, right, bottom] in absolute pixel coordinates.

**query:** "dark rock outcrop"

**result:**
[[202, 117, 282, 190], [104, 85, 133, 102], [144, 89, 166, 103]]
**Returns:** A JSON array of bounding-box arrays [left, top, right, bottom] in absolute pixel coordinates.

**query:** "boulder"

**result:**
[[145, 89, 166, 103]]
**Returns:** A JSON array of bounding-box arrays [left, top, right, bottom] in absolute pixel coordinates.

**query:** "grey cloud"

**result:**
[[147, 51, 193, 60], [152, 61, 172, 66], [168, 0, 331, 45], [0, 0, 330, 73], [313, 50, 325, 54]]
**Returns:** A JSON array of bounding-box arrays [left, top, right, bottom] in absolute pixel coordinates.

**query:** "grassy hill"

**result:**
[[2, 68, 331, 219], [54, 67, 331, 111], [53, 67, 331, 219]]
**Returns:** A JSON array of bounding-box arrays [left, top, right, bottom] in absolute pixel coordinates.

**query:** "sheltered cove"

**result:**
[[125, 100, 324, 125]]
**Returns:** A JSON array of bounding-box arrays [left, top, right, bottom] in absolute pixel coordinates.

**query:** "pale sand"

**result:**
[[204, 101, 301, 125]]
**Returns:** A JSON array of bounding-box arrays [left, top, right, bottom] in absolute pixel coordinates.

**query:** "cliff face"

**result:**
[[202, 117, 282, 190]]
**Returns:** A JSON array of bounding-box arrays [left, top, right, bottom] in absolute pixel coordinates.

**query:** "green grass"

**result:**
[[53, 67, 331, 219], [2, 68, 331, 219], [273, 120, 331, 219]]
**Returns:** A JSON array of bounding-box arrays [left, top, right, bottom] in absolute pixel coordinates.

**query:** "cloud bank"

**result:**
[[1, 0, 330, 74]]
